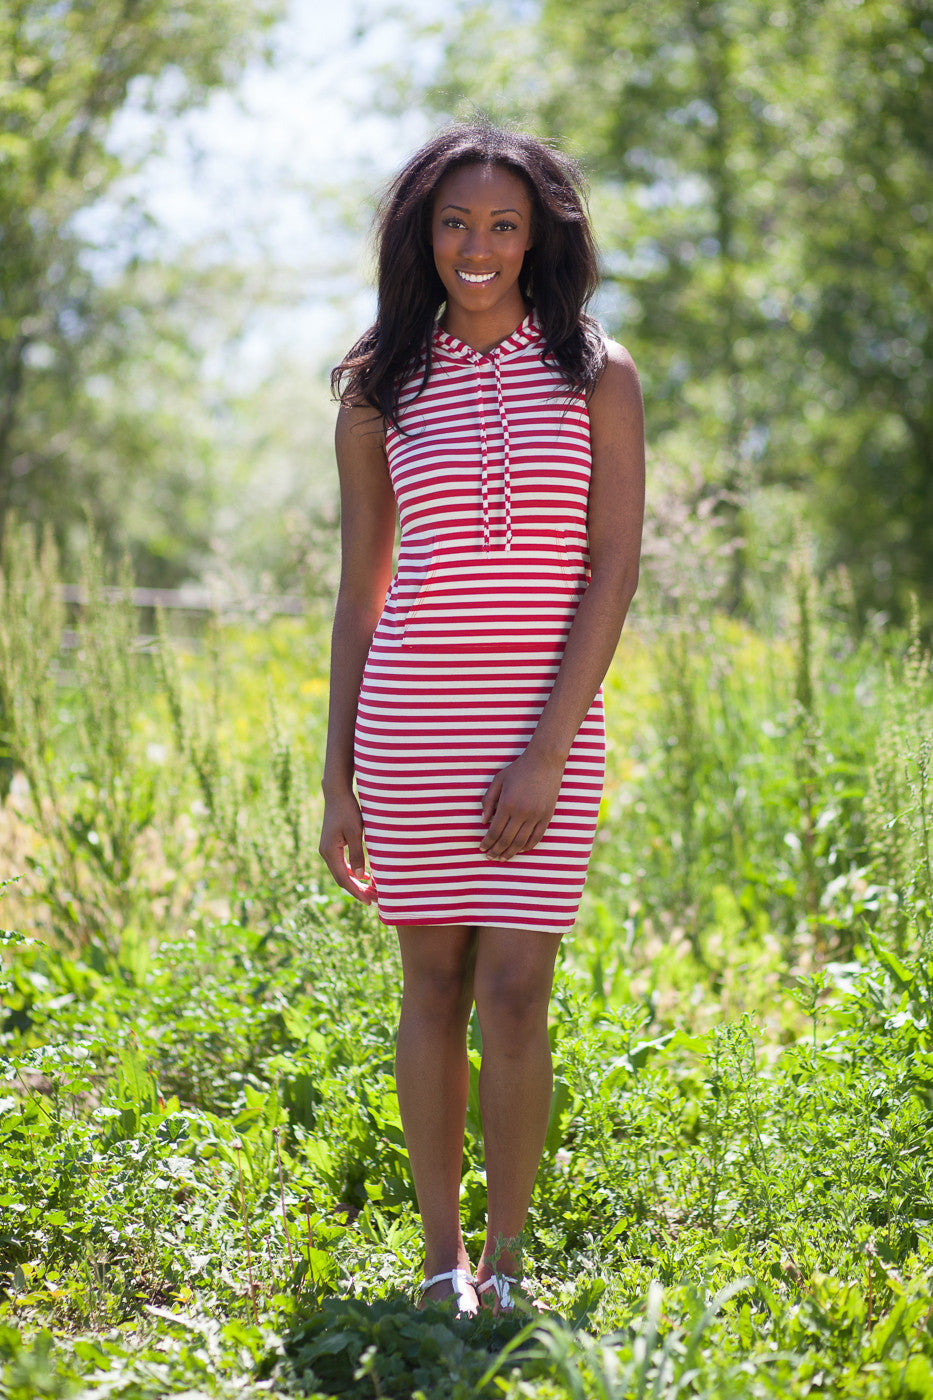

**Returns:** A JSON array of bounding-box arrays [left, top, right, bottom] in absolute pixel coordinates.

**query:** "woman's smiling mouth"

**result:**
[[457, 270, 498, 284]]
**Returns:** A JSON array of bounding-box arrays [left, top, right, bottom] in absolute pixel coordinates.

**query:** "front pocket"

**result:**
[[388, 539, 435, 642], [400, 546, 583, 652], [399, 563, 439, 644]]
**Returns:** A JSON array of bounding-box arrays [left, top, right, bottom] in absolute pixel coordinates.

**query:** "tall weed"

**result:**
[[0, 524, 181, 956], [866, 600, 933, 954], [156, 611, 332, 930], [585, 550, 902, 1011], [0, 521, 64, 806]]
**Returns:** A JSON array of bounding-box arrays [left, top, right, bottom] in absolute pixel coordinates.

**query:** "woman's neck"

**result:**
[[439, 299, 531, 355]]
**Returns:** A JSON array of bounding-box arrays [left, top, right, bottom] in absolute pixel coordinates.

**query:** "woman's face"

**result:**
[[430, 162, 533, 323]]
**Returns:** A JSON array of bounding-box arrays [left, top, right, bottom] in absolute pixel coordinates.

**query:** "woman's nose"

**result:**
[[462, 227, 492, 259]]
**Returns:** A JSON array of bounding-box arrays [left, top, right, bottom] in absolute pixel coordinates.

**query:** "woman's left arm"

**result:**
[[480, 341, 645, 860]]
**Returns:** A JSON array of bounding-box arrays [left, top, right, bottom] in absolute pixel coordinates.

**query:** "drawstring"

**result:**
[[492, 350, 513, 552], [470, 348, 512, 554], [472, 351, 491, 553]]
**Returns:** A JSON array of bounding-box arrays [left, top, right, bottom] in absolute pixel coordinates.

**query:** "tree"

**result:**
[[418, 0, 933, 620], [0, 0, 280, 582]]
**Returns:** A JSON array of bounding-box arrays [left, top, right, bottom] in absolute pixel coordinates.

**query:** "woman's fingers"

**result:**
[[521, 821, 548, 852], [319, 801, 377, 903], [485, 832, 524, 861], [481, 752, 562, 859], [347, 829, 368, 884], [481, 772, 503, 825], [487, 821, 545, 861], [322, 838, 372, 900], [481, 804, 548, 861], [339, 849, 377, 902]]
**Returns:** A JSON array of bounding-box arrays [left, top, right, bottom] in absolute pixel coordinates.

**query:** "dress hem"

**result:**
[[376, 912, 575, 934]]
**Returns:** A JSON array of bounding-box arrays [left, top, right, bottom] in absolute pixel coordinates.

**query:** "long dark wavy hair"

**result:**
[[331, 123, 605, 427]]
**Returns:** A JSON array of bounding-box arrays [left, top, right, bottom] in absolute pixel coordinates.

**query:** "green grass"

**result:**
[[0, 523, 931, 1397]]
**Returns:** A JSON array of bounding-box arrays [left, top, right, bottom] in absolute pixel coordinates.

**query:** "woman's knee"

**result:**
[[474, 963, 553, 1053]]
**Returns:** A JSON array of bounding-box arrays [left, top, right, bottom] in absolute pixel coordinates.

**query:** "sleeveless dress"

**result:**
[[353, 310, 605, 933]]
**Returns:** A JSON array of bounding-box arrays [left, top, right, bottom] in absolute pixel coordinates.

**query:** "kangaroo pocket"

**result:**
[[400, 537, 586, 652], [380, 537, 435, 641]]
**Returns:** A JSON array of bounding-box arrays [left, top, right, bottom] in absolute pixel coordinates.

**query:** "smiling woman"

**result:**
[[320, 123, 645, 1319]]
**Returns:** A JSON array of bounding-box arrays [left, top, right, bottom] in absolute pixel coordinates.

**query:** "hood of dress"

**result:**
[[430, 308, 543, 366]]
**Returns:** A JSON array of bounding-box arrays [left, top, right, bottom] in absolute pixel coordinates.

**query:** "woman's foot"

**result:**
[[476, 1234, 524, 1315], [476, 1270, 519, 1314], [417, 1267, 479, 1317]]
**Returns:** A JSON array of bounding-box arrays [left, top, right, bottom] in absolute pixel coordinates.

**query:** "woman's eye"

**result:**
[[440, 217, 518, 231]]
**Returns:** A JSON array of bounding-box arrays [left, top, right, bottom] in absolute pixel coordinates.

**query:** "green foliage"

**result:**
[[0, 524, 179, 952], [156, 610, 330, 929], [0, 519, 63, 804], [866, 600, 933, 952], [0, 0, 281, 583], [2, 903, 931, 1396], [263, 1295, 534, 1398], [418, 0, 933, 622], [0, 529, 932, 1395], [586, 604, 890, 973]]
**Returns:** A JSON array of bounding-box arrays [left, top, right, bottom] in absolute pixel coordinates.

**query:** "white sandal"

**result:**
[[417, 1268, 478, 1316], [477, 1272, 519, 1313]]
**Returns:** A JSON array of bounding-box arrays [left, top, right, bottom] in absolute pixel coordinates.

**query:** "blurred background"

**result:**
[[1, 0, 930, 626]]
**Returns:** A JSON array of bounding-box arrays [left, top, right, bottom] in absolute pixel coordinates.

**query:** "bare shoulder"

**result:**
[[588, 339, 643, 431], [335, 398, 386, 458]]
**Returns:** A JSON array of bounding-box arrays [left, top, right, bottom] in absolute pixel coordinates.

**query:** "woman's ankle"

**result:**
[[423, 1242, 472, 1280], [476, 1232, 523, 1280]]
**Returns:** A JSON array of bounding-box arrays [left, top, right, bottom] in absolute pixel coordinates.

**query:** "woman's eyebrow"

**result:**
[[439, 203, 523, 216]]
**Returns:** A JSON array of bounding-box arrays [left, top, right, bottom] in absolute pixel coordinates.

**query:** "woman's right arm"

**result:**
[[318, 401, 397, 902]]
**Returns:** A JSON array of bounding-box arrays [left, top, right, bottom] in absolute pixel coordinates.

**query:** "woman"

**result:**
[[319, 123, 644, 1316]]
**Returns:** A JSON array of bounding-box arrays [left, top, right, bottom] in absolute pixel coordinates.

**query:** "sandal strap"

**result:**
[[477, 1272, 519, 1309], [419, 1268, 476, 1310]]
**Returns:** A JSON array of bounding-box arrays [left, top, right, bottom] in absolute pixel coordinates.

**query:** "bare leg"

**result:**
[[395, 923, 478, 1308], [472, 926, 562, 1299]]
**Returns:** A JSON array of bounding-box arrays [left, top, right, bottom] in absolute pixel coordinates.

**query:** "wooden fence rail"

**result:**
[[58, 585, 307, 616], [53, 585, 309, 655]]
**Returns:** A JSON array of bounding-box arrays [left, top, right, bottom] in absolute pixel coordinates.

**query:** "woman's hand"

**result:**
[[319, 789, 377, 903], [480, 747, 566, 861]]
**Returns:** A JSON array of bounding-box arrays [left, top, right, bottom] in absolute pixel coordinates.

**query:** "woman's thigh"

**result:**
[[396, 924, 479, 1015]]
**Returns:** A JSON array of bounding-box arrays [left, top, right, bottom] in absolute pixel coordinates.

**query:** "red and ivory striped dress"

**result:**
[[353, 310, 605, 933]]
